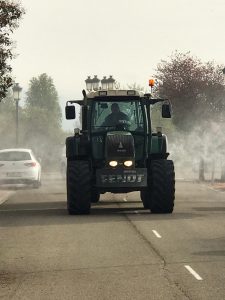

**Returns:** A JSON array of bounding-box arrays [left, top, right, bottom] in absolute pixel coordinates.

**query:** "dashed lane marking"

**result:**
[[152, 230, 162, 238], [184, 265, 203, 281]]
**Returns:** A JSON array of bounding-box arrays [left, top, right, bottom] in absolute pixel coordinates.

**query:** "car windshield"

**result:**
[[0, 151, 31, 161], [91, 100, 144, 132]]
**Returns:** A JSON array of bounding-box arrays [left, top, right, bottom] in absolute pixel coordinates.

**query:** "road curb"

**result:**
[[0, 190, 15, 205]]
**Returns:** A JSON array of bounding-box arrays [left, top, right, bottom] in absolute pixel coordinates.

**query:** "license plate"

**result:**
[[7, 172, 22, 177], [96, 168, 147, 187]]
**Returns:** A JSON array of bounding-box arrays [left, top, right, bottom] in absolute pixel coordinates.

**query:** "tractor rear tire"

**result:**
[[143, 160, 175, 213], [67, 160, 92, 215]]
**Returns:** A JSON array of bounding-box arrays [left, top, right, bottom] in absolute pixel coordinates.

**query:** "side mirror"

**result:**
[[65, 105, 76, 119], [162, 103, 171, 118]]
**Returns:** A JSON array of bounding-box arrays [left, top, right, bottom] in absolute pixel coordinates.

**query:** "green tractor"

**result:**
[[65, 88, 175, 214]]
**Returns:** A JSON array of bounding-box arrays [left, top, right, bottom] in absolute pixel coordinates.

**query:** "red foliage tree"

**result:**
[[155, 52, 225, 131]]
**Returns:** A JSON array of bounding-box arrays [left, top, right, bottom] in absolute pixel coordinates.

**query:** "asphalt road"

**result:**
[[0, 175, 225, 299]]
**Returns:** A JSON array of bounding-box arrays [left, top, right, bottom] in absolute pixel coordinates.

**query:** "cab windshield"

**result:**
[[91, 100, 145, 132]]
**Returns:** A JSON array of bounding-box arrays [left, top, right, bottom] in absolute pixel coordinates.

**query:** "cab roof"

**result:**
[[87, 89, 144, 99]]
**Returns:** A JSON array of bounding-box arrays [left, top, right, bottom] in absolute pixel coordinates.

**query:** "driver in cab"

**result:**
[[101, 103, 130, 128]]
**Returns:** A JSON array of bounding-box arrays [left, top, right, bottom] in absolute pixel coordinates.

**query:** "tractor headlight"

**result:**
[[124, 160, 133, 167], [109, 161, 118, 167]]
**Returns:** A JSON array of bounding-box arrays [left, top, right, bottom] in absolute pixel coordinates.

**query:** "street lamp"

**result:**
[[92, 75, 100, 91], [101, 76, 108, 90], [107, 75, 115, 90], [85, 76, 93, 91], [86, 75, 116, 91], [12, 83, 22, 147]]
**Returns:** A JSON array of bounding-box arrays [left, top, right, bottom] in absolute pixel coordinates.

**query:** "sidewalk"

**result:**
[[209, 182, 225, 192]]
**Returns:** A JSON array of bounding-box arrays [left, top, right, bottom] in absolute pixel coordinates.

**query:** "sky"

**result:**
[[11, 0, 225, 130]]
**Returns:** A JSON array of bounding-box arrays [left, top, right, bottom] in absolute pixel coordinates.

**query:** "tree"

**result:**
[[0, 92, 16, 147], [24, 74, 63, 168], [0, 0, 24, 100], [26, 73, 62, 124], [155, 52, 225, 132]]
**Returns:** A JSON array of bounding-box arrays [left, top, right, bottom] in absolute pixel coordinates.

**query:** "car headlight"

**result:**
[[109, 161, 118, 167], [124, 160, 133, 167]]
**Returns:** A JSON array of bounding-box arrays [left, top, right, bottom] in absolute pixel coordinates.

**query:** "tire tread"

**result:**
[[67, 160, 92, 214]]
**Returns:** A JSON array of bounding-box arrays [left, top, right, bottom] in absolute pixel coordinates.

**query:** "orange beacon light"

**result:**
[[149, 79, 155, 87]]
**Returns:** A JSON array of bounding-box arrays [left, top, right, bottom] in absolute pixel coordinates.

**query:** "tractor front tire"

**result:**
[[67, 160, 92, 215], [142, 160, 175, 213], [91, 190, 100, 203], [140, 191, 150, 209]]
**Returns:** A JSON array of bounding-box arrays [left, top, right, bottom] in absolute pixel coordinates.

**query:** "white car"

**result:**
[[0, 148, 41, 188]]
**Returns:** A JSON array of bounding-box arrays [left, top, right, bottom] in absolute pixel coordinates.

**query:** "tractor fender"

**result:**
[[150, 134, 168, 159], [66, 135, 90, 159]]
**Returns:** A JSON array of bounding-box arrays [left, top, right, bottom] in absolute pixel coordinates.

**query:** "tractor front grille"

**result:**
[[105, 132, 135, 159]]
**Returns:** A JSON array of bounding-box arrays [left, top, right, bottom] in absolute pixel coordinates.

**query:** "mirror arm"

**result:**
[[142, 96, 170, 105], [66, 100, 83, 106], [149, 98, 169, 105]]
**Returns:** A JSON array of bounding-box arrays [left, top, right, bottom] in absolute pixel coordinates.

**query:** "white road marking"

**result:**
[[184, 265, 203, 281], [152, 230, 162, 238]]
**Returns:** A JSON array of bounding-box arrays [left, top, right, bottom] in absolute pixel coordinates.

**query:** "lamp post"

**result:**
[[12, 83, 22, 147]]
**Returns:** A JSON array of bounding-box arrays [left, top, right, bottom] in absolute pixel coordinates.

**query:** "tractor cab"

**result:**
[[87, 90, 147, 167]]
